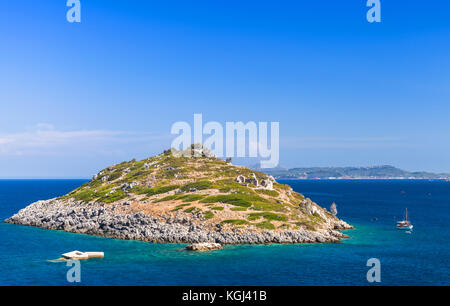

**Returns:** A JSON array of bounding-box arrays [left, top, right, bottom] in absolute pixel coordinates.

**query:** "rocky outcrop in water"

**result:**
[[4, 148, 354, 245], [186, 243, 222, 251], [5, 198, 352, 244]]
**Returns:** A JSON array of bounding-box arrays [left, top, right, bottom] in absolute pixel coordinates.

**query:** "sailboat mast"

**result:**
[[406, 208, 408, 222]]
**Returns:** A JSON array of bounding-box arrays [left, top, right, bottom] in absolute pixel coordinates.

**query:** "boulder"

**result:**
[[245, 173, 258, 186], [120, 181, 139, 191], [186, 243, 222, 251], [235, 175, 246, 183], [260, 179, 274, 190]]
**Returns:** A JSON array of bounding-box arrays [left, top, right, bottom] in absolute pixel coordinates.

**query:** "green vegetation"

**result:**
[[71, 185, 123, 203], [295, 220, 316, 231], [107, 171, 122, 181], [310, 212, 325, 224], [203, 211, 214, 219], [184, 207, 196, 213], [247, 212, 287, 222], [153, 195, 180, 203], [200, 193, 266, 208], [221, 219, 250, 225], [215, 179, 253, 193], [147, 185, 180, 196], [124, 169, 149, 182], [180, 180, 215, 192], [171, 203, 190, 211], [218, 186, 231, 193], [211, 206, 224, 211], [255, 221, 275, 230], [73, 189, 96, 202], [251, 201, 285, 212], [98, 190, 127, 203], [293, 193, 305, 201], [129, 186, 153, 195], [256, 189, 279, 197], [273, 182, 290, 190], [131, 185, 180, 196], [181, 194, 206, 202], [153, 193, 205, 203], [231, 207, 247, 211]]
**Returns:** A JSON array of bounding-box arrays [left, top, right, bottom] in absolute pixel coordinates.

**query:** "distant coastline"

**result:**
[[257, 165, 450, 180]]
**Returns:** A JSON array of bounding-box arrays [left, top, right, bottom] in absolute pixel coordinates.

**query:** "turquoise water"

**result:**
[[0, 179, 449, 285]]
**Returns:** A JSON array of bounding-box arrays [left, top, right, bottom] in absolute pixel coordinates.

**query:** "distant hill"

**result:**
[[257, 165, 450, 180]]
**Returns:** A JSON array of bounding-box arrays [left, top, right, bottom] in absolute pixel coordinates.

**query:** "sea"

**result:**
[[0, 179, 448, 285]]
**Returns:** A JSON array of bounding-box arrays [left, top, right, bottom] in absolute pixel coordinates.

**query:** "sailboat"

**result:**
[[397, 208, 413, 230]]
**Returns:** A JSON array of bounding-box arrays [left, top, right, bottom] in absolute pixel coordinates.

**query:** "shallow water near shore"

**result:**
[[0, 179, 449, 285]]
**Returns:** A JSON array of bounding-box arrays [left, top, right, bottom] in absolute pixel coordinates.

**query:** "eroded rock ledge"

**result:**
[[5, 198, 352, 244]]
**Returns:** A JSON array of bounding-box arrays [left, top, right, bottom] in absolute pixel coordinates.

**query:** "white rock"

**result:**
[[186, 243, 222, 251]]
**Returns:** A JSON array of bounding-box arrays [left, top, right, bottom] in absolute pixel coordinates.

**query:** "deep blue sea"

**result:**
[[0, 179, 449, 285]]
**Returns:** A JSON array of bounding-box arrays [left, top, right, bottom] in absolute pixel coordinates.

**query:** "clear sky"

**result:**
[[1, 1, 449, 178]]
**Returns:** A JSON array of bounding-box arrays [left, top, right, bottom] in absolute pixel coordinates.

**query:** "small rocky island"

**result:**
[[5, 145, 352, 244]]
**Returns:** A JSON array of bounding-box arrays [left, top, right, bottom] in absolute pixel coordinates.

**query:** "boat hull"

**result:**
[[397, 225, 413, 230]]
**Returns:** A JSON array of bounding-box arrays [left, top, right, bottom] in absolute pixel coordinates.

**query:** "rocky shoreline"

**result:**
[[4, 198, 352, 244]]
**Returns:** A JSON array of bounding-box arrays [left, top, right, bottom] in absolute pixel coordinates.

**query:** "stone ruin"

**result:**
[[170, 143, 216, 158], [235, 173, 275, 190]]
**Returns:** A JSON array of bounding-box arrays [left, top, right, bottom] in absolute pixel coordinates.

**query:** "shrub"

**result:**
[[273, 182, 290, 190], [256, 189, 279, 197], [247, 212, 287, 222], [231, 207, 247, 211], [251, 201, 285, 212], [221, 219, 250, 225], [181, 194, 206, 202], [73, 189, 96, 202], [125, 170, 148, 182], [218, 186, 231, 193], [98, 190, 127, 203], [130, 186, 154, 195], [203, 211, 214, 219], [295, 221, 316, 231], [180, 180, 214, 192], [171, 203, 190, 211], [145, 185, 180, 196], [293, 193, 305, 200], [153, 195, 181, 203], [108, 171, 122, 181], [184, 207, 196, 213], [215, 179, 253, 193], [200, 193, 265, 208], [255, 221, 275, 230], [310, 212, 325, 224], [94, 185, 115, 197]]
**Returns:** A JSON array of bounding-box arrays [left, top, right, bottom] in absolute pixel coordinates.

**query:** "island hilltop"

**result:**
[[6, 145, 352, 244]]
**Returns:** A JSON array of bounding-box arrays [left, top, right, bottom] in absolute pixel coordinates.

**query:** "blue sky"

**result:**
[[1, 1, 450, 178]]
